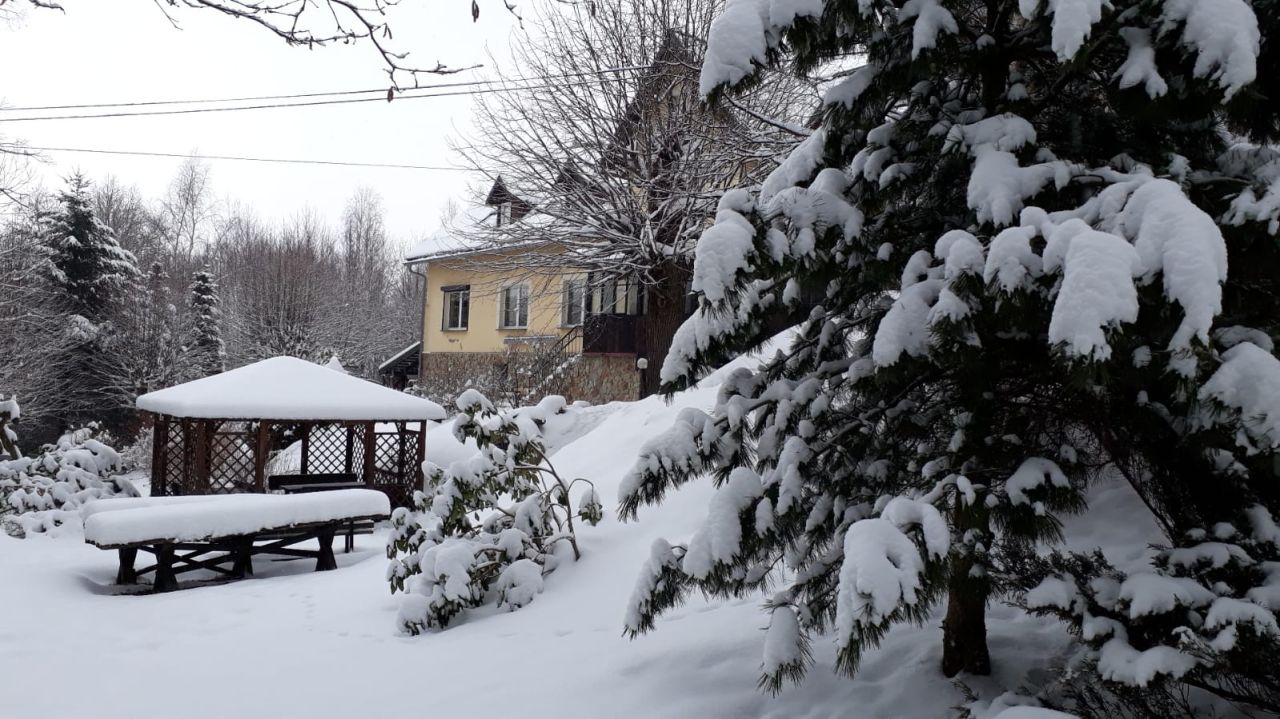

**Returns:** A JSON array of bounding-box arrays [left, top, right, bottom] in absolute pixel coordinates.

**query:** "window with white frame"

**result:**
[[499, 283, 529, 329], [442, 286, 470, 330], [562, 278, 586, 327], [496, 201, 512, 227]]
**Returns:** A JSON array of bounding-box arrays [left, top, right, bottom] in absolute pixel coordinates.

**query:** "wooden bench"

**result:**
[[82, 490, 390, 593], [267, 472, 363, 493], [267, 474, 376, 551]]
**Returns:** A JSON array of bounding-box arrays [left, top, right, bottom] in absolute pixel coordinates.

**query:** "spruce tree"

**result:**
[[619, 0, 1280, 709], [183, 268, 226, 380], [43, 174, 138, 324], [41, 173, 139, 428]]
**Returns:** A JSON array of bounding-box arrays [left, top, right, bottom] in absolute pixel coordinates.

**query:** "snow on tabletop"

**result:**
[[79, 495, 224, 521], [82, 489, 391, 546], [135, 356, 445, 421]]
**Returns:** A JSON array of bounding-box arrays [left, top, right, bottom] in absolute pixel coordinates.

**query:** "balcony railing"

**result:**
[[583, 314, 642, 355]]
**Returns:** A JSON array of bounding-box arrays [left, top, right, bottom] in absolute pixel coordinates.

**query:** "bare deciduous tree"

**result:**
[[451, 0, 815, 388], [159, 157, 219, 267]]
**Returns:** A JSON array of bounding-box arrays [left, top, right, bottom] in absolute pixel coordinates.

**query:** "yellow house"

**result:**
[[397, 180, 648, 405], [420, 243, 586, 356], [385, 32, 776, 404]]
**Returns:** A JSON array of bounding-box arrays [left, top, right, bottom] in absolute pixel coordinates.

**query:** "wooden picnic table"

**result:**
[[82, 490, 390, 593]]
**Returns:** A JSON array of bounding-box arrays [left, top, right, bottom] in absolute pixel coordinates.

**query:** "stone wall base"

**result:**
[[418, 352, 641, 407]]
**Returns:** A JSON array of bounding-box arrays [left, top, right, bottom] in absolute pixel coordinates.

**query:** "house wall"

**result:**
[[420, 248, 583, 355]]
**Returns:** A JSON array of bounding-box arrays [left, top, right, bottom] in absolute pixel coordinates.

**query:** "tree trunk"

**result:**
[[941, 556, 991, 677], [640, 259, 691, 396]]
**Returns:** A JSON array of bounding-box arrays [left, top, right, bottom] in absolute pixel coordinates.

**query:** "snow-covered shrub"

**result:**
[[386, 391, 601, 633], [0, 424, 138, 537], [116, 428, 152, 473]]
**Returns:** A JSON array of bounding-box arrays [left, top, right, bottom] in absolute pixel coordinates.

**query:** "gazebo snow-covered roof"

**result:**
[[138, 357, 445, 505], [138, 356, 443, 421]]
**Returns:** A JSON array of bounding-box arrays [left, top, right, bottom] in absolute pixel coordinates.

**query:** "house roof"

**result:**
[[136, 356, 446, 421], [404, 237, 557, 264], [377, 341, 422, 373]]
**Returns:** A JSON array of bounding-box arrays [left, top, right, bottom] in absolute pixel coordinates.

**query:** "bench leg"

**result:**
[[316, 530, 337, 572], [116, 547, 138, 584], [153, 546, 179, 593], [231, 539, 254, 579], [345, 521, 355, 554]]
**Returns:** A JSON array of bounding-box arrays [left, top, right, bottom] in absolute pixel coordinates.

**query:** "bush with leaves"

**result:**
[[1, 423, 138, 537], [386, 391, 602, 633]]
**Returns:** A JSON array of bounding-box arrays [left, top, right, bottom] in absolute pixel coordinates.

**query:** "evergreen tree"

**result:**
[[183, 268, 225, 380], [619, 0, 1280, 711], [42, 173, 138, 324], [40, 173, 139, 429]]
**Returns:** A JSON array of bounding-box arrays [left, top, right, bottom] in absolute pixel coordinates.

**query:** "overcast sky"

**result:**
[[0, 0, 524, 251]]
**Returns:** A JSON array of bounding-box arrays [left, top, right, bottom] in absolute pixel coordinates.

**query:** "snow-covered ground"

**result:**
[[0, 346, 1159, 719]]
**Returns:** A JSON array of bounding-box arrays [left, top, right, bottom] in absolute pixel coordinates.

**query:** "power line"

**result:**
[[0, 65, 649, 114], [20, 145, 468, 171], [0, 75, 639, 123]]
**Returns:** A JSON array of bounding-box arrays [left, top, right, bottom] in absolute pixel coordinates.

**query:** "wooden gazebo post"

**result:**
[[150, 414, 168, 496], [343, 425, 356, 476], [299, 422, 311, 476], [362, 421, 376, 486], [193, 419, 211, 495], [253, 421, 271, 492]]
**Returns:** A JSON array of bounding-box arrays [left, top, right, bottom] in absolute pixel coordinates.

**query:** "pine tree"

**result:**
[[42, 173, 138, 324], [183, 268, 225, 380], [619, 0, 1280, 709], [40, 173, 139, 429]]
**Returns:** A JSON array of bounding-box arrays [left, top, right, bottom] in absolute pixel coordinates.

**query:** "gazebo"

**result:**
[[137, 357, 446, 507]]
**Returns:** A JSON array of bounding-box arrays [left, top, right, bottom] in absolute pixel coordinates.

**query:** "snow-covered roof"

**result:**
[[136, 356, 445, 421], [377, 341, 422, 373], [405, 204, 496, 262]]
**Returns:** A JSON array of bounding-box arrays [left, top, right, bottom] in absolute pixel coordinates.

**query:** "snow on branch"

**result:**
[[699, 0, 823, 97]]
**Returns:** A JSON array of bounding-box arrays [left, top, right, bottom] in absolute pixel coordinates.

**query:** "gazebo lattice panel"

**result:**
[[208, 422, 256, 494], [372, 428, 421, 507], [154, 418, 189, 497], [297, 425, 353, 476], [148, 416, 427, 506]]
